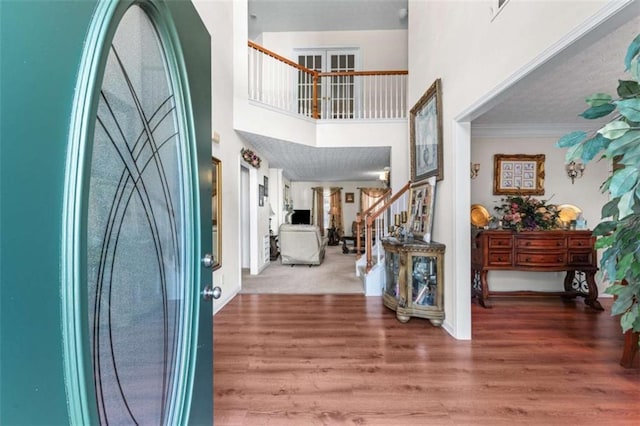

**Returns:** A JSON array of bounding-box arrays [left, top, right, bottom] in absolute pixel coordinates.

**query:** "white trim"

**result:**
[[471, 122, 600, 139], [445, 120, 472, 340]]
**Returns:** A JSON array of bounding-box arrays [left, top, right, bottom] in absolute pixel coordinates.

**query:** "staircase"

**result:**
[[353, 182, 411, 296]]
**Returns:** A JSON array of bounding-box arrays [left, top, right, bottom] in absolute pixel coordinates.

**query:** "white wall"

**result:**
[[471, 136, 611, 293], [194, 0, 274, 312], [408, 0, 617, 339], [260, 29, 407, 70]]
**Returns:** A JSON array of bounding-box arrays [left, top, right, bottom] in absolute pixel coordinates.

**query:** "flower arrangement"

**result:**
[[241, 148, 261, 168], [494, 195, 559, 231]]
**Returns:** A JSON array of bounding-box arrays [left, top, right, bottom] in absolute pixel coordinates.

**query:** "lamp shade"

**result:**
[[269, 204, 275, 216]]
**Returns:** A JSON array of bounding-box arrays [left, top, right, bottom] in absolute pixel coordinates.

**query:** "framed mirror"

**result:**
[[212, 157, 222, 270]]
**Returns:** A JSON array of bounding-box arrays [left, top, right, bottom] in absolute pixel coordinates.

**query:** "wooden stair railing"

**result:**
[[356, 181, 412, 272], [248, 41, 408, 120], [355, 189, 391, 258]]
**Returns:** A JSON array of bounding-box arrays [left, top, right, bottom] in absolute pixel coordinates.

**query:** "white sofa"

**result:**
[[278, 224, 328, 266]]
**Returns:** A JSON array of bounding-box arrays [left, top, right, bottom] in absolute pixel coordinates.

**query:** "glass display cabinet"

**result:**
[[382, 239, 445, 326]]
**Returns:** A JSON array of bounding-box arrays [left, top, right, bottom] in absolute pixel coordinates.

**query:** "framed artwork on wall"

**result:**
[[408, 176, 437, 243], [345, 192, 354, 203], [493, 154, 545, 195], [264, 176, 269, 197], [211, 157, 222, 270], [258, 184, 265, 206], [410, 78, 443, 183]]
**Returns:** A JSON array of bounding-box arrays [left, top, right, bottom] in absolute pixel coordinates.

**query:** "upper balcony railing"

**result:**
[[248, 41, 408, 120]]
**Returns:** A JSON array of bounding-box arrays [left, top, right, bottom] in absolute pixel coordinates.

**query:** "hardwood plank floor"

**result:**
[[213, 295, 639, 425]]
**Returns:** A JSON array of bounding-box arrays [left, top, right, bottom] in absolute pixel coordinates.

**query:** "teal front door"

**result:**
[[0, 1, 213, 424]]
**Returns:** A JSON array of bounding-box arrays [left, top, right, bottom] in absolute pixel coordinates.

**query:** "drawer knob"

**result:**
[[526, 257, 531, 262], [525, 242, 531, 246]]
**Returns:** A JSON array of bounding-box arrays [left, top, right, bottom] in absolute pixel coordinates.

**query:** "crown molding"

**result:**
[[472, 122, 599, 139]]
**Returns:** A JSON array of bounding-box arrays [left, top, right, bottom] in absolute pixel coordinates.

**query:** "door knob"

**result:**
[[202, 286, 221, 300], [202, 253, 215, 268]]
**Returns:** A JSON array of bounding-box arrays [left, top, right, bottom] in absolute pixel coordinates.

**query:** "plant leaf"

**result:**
[[580, 133, 610, 162], [579, 103, 616, 119], [556, 131, 587, 148], [614, 99, 640, 122], [595, 234, 614, 249], [606, 130, 640, 157], [624, 34, 640, 71], [605, 283, 626, 296], [598, 121, 630, 139], [565, 139, 585, 163], [585, 93, 612, 107], [592, 220, 617, 236], [617, 80, 640, 98], [601, 197, 620, 218], [621, 309, 638, 333], [616, 252, 635, 280], [609, 166, 639, 197], [618, 190, 635, 219]]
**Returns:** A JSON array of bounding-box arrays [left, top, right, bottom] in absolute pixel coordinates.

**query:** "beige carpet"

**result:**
[[240, 245, 364, 294]]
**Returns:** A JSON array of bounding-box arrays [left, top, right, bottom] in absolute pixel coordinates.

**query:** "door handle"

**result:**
[[202, 286, 221, 300], [202, 253, 215, 268]]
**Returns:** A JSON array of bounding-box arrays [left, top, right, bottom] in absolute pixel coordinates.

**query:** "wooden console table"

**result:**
[[471, 230, 602, 310]]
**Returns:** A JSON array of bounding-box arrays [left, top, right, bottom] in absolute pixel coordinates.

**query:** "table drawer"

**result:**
[[515, 252, 566, 266], [488, 236, 512, 249], [516, 237, 565, 249], [488, 250, 512, 266], [567, 250, 595, 266], [568, 236, 593, 249]]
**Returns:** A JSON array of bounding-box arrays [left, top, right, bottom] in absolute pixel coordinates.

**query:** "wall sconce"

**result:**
[[379, 167, 390, 188], [565, 160, 585, 184], [470, 162, 480, 179]]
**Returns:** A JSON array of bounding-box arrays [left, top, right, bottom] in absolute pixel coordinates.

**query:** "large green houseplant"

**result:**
[[557, 34, 640, 342]]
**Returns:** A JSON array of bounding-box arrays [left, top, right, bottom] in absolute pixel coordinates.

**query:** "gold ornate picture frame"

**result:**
[[410, 78, 443, 182], [493, 154, 545, 195], [211, 157, 222, 270]]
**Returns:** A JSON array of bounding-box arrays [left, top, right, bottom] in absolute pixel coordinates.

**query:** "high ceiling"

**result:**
[[248, 0, 408, 40], [242, 0, 640, 182]]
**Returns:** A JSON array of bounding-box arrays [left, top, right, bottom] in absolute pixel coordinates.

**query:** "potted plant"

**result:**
[[556, 34, 640, 346]]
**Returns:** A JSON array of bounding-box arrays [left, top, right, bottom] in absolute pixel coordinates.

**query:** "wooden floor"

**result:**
[[213, 295, 639, 425]]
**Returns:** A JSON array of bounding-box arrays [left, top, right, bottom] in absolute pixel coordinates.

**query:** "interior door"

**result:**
[[0, 0, 212, 424], [296, 49, 357, 119]]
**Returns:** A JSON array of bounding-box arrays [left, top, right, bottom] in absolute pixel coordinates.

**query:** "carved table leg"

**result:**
[[583, 270, 604, 311], [478, 270, 491, 308]]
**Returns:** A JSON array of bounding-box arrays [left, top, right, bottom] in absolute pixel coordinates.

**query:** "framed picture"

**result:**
[[345, 192, 354, 203], [408, 176, 437, 242], [258, 184, 265, 206], [410, 78, 443, 183], [263, 176, 269, 197], [211, 157, 222, 270], [493, 154, 545, 195]]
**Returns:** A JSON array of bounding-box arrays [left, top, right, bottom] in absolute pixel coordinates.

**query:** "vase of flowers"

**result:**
[[494, 195, 559, 231], [241, 148, 261, 168]]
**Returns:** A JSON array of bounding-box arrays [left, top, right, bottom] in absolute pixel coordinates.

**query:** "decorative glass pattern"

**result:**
[[87, 6, 187, 424]]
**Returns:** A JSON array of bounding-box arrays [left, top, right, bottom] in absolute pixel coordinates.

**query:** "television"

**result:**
[[291, 209, 311, 225]]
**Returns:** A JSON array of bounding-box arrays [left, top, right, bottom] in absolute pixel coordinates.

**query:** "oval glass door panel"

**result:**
[[88, 5, 189, 424]]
